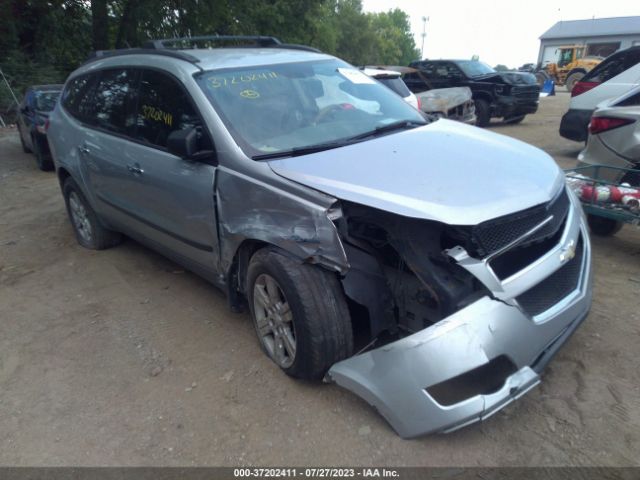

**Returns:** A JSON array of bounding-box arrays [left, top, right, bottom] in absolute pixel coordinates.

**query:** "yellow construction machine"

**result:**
[[535, 45, 602, 92]]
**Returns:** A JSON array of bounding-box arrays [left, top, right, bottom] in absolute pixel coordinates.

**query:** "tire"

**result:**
[[565, 71, 584, 93], [535, 71, 550, 87], [475, 99, 491, 127], [19, 128, 31, 153], [504, 115, 525, 125], [32, 135, 53, 171], [587, 214, 623, 237], [247, 247, 353, 380], [62, 177, 122, 249]]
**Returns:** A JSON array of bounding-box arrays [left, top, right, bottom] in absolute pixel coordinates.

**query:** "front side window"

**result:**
[[196, 59, 425, 159], [91, 69, 137, 134], [558, 49, 573, 67], [135, 70, 204, 148], [455, 60, 495, 77]]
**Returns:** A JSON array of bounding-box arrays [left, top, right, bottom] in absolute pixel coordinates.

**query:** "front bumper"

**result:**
[[494, 95, 539, 118], [327, 191, 592, 438]]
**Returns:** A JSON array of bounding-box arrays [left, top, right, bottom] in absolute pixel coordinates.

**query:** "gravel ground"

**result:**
[[1, 92, 639, 466]]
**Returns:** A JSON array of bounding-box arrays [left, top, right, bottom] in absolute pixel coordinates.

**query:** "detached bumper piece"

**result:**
[[328, 188, 592, 438]]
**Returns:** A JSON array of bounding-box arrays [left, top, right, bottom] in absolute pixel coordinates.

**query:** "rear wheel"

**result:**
[[62, 177, 122, 249], [565, 71, 585, 92], [247, 247, 353, 380], [19, 128, 31, 153], [587, 214, 623, 237], [32, 135, 53, 171], [475, 99, 491, 127]]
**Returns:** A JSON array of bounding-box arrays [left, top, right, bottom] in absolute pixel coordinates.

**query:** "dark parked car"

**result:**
[[405, 60, 539, 127], [17, 84, 63, 170]]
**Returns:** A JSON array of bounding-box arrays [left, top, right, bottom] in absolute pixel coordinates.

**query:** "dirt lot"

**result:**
[[1, 92, 640, 467]]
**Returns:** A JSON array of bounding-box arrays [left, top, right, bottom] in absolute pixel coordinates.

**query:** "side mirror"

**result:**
[[167, 127, 216, 164], [167, 127, 197, 158]]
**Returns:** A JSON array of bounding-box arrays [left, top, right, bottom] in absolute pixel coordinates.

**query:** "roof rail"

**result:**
[[142, 35, 283, 50], [141, 35, 322, 53], [83, 48, 201, 66]]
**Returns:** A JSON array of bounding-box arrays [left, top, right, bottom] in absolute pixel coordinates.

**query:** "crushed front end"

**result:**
[[327, 185, 592, 438]]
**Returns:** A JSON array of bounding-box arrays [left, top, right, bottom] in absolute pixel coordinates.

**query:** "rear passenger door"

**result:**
[[119, 69, 219, 272]]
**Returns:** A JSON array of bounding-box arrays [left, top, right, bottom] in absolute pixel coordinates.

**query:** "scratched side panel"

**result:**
[[215, 166, 349, 275]]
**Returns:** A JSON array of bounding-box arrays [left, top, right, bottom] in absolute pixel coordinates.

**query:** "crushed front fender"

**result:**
[[327, 254, 591, 438]]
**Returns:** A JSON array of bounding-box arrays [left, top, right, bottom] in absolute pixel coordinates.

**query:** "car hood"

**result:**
[[473, 71, 538, 85], [268, 120, 564, 225]]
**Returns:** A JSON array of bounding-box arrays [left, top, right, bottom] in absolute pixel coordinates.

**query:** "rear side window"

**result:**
[[583, 48, 640, 83], [415, 62, 438, 78], [135, 69, 203, 148], [62, 74, 98, 121], [377, 77, 411, 97], [615, 91, 640, 107], [91, 69, 138, 134]]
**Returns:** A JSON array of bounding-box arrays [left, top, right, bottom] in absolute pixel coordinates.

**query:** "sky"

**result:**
[[362, 0, 640, 67]]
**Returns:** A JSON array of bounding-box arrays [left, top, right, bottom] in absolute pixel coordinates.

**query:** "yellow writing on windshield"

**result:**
[[141, 104, 173, 127], [209, 71, 279, 88]]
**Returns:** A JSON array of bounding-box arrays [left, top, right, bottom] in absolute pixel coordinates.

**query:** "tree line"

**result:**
[[0, 0, 419, 120]]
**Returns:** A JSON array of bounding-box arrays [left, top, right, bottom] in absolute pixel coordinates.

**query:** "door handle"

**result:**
[[78, 145, 90, 154], [127, 164, 144, 175]]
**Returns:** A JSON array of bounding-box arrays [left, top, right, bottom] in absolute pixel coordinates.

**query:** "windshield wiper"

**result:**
[[251, 120, 426, 161], [252, 140, 352, 160], [346, 120, 426, 142]]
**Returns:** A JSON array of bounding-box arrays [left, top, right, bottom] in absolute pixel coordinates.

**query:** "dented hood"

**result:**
[[473, 71, 538, 85], [268, 120, 564, 225]]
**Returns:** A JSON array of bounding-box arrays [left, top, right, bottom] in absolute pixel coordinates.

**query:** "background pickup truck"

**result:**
[[405, 59, 540, 127]]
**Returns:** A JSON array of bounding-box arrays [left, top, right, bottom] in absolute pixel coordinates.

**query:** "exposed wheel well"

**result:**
[[226, 239, 269, 312], [57, 167, 71, 189]]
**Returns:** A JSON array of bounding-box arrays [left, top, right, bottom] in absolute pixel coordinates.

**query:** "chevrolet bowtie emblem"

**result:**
[[559, 239, 576, 262]]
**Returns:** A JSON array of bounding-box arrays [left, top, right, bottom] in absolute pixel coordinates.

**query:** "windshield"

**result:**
[[36, 91, 60, 111], [455, 60, 496, 77], [196, 59, 425, 159]]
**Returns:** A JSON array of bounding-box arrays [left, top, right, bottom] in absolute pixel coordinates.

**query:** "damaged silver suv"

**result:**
[[48, 36, 592, 438]]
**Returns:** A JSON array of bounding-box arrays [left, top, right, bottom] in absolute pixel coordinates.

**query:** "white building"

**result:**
[[538, 16, 640, 65]]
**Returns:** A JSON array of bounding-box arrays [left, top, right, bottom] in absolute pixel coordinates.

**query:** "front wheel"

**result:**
[[247, 247, 353, 380], [63, 177, 122, 249], [565, 72, 584, 93], [474, 99, 491, 127], [587, 214, 623, 237], [32, 136, 53, 171]]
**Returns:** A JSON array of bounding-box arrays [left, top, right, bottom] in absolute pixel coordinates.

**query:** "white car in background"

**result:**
[[362, 67, 420, 109], [560, 46, 640, 142]]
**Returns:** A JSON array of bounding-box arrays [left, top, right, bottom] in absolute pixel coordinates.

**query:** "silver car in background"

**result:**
[[47, 36, 592, 438], [578, 85, 640, 183]]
